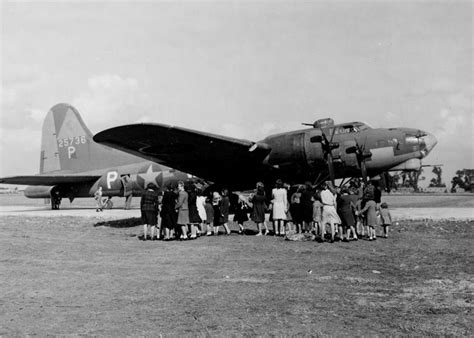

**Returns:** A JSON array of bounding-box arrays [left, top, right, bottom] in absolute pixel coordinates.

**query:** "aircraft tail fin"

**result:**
[[39, 103, 137, 174]]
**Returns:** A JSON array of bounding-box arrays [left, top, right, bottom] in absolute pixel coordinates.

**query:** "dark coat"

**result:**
[[140, 189, 158, 212], [220, 196, 230, 222], [160, 190, 177, 229], [251, 193, 266, 223], [188, 191, 202, 224], [337, 194, 357, 228], [234, 200, 250, 224], [301, 190, 313, 222]]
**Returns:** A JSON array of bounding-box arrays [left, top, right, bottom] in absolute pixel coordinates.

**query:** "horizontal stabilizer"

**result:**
[[0, 175, 100, 186]]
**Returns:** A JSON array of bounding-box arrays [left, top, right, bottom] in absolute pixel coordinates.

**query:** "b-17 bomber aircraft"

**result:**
[[0, 103, 199, 209], [93, 117, 438, 191]]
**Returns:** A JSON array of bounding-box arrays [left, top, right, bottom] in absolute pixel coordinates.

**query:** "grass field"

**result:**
[[0, 213, 472, 335]]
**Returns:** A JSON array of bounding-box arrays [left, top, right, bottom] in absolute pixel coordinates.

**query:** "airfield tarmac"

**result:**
[[1, 194, 473, 335]]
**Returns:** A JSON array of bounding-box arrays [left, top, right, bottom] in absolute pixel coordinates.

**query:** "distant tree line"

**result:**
[[450, 169, 474, 192]]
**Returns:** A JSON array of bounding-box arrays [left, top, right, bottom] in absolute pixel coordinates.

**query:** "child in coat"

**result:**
[[379, 202, 392, 238]]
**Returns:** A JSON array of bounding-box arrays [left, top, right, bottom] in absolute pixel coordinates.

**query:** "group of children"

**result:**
[[141, 179, 393, 242], [306, 184, 392, 242], [232, 180, 393, 243]]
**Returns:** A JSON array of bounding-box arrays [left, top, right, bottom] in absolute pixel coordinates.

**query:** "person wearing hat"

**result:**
[[140, 183, 159, 240]]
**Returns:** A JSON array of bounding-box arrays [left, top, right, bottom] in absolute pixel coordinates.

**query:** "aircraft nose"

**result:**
[[421, 132, 437, 157]]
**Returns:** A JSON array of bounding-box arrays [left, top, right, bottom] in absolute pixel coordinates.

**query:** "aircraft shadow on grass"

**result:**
[[94, 217, 142, 228]]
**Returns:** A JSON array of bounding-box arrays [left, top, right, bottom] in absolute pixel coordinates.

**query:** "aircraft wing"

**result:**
[[94, 123, 271, 186], [0, 175, 100, 186]]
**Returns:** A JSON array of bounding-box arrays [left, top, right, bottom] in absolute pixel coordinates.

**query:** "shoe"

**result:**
[[190, 235, 197, 240], [329, 239, 334, 243], [256, 233, 262, 236], [206, 232, 212, 236], [264, 230, 269, 236], [373, 237, 377, 241], [342, 238, 350, 242]]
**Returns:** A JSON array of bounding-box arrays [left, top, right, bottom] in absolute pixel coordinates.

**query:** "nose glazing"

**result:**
[[421, 132, 437, 157]]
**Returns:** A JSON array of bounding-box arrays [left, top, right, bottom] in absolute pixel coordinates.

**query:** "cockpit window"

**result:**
[[353, 122, 371, 131], [331, 122, 371, 135], [333, 125, 356, 134]]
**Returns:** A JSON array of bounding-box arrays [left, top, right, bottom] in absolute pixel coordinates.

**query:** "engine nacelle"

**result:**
[[24, 185, 55, 198], [263, 129, 324, 167]]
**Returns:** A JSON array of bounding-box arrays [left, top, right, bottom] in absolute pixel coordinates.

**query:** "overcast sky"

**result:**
[[1, 1, 472, 186]]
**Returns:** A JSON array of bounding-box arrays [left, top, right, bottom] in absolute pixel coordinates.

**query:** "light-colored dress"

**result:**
[[196, 195, 206, 222], [313, 200, 322, 223], [321, 189, 341, 225], [272, 188, 287, 220]]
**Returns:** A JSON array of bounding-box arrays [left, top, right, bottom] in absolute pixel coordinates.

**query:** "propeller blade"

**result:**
[[360, 160, 368, 184], [327, 153, 335, 184]]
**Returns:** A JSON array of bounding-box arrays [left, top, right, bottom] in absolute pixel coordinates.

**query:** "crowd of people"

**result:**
[[137, 177, 392, 243]]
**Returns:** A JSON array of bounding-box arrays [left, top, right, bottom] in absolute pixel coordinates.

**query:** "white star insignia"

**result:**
[[138, 164, 160, 188]]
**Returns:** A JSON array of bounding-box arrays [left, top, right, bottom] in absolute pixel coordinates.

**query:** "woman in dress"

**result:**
[[175, 181, 189, 240], [290, 185, 303, 233], [212, 192, 224, 235], [358, 197, 378, 241], [251, 182, 269, 236], [337, 188, 357, 242], [271, 179, 287, 236], [220, 188, 231, 235], [187, 184, 201, 239], [195, 187, 207, 236], [160, 186, 177, 240]]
